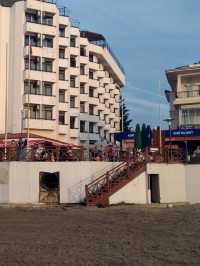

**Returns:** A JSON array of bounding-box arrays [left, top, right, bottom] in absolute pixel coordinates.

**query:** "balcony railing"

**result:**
[[177, 90, 200, 98], [58, 7, 70, 17], [70, 18, 80, 28]]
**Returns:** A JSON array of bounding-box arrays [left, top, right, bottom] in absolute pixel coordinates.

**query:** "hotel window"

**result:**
[[89, 53, 94, 62], [42, 82, 52, 96], [80, 121, 86, 133], [25, 33, 41, 47], [24, 80, 40, 95], [28, 104, 40, 119], [70, 36, 76, 47], [80, 45, 86, 56], [70, 116, 76, 129], [89, 104, 95, 116], [70, 55, 77, 67], [25, 9, 40, 24], [59, 25, 65, 37], [70, 76, 76, 88], [59, 111, 65, 125], [80, 64, 86, 75], [59, 89, 65, 103], [80, 101, 85, 113], [25, 56, 40, 71], [59, 68, 65, 80], [89, 87, 95, 97], [42, 105, 53, 120], [70, 96, 76, 108], [80, 83, 85, 94], [89, 122, 95, 133], [43, 35, 53, 48], [59, 46, 65, 59], [42, 58, 53, 72], [42, 12, 54, 26], [89, 69, 94, 79]]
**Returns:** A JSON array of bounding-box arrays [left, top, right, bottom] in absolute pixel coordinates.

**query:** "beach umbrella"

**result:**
[[134, 124, 142, 151]]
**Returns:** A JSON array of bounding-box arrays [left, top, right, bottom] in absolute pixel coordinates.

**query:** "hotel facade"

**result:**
[[166, 63, 200, 130], [0, 0, 125, 147]]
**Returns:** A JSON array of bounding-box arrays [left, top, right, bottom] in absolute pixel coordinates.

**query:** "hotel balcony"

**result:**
[[24, 46, 57, 59], [174, 90, 200, 105], [58, 125, 68, 135], [89, 61, 99, 71], [88, 97, 99, 106], [70, 128, 79, 138], [59, 58, 68, 68], [98, 87, 105, 94], [80, 93, 88, 102], [80, 56, 88, 64], [97, 70, 105, 78], [70, 108, 79, 116], [88, 115, 99, 123], [79, 75, 88, 83], [58, 37, 69, 47], [24, 22, 57, 36], [23, 118, 55, 131], [89, 133, 99, 141], [59, 102, 68, 112], [69, 67, 80, 76], [23, 94, 56, 106], [80, 132, 89, 141], [25, 0, 57, 14], [70, 47, 80, 56], [88, 79, 99, 88], [24, 70, 57, 83]]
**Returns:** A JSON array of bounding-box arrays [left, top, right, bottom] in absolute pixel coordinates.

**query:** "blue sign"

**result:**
[[114, 132, 135, 141], [164, 128, 200, 138]]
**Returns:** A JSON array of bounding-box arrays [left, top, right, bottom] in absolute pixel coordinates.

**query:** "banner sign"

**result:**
[[114, 132, 135, 141], [164, 128, 200, 138]]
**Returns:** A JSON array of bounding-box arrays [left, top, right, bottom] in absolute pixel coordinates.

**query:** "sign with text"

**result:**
[[114, 132, 135, 142]]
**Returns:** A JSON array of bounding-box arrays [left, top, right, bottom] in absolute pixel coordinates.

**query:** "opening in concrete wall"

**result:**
[[148, 174, 160, 203], [39, 172, 60, 204]]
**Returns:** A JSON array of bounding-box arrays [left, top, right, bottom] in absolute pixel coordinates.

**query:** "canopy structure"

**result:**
[[0, 133, 83, 150]]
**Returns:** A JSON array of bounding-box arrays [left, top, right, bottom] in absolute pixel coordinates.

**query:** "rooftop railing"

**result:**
[[70, 18, 80, 28], [58, 7, 70, 17]]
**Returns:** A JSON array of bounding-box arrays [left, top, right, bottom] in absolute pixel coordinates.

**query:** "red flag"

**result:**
[[29, 44, 32, 58]]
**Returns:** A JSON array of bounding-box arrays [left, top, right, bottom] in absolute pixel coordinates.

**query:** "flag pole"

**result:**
[[27, 35, 31, 158], [4, 42, 8, 160]]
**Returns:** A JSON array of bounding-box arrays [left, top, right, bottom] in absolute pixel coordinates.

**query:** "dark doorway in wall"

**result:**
[[149, 174, 160, 203], [39, 172, 60, 204]]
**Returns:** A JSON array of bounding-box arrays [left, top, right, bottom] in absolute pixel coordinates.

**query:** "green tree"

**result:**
[[135, 123, 142, 151], [120, 100, 132, 132], [141, 123, 147, 149]]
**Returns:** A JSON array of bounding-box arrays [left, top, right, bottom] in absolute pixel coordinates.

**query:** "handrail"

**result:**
[[87, 162, 127, 188]]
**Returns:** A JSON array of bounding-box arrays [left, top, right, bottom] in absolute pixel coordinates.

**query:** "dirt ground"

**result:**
[[0, 205, 200, 266]]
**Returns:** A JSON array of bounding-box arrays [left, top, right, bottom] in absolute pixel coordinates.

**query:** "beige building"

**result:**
[[0, 0, 125, 147], [166, 63, 200, 129]]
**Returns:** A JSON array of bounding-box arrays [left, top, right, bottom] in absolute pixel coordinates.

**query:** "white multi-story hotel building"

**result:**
[[166, 63, 200, 129], [0, 0, 125, 147]]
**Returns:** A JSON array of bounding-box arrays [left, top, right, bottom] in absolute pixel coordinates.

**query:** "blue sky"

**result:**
[[59, 0, 200, 128]]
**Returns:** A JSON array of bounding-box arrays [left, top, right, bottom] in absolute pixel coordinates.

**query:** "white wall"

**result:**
[[7, 161, 120, 204], [0, 162, 9, 203], [185, 164, 200, 204], [147, 163, 186, 203], [109, 172, 148, 205]]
